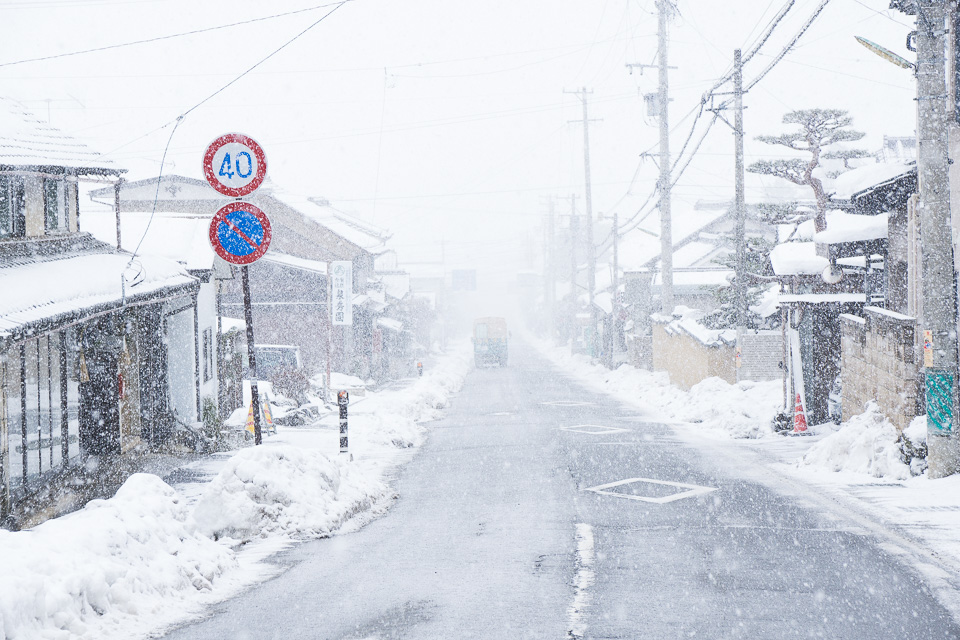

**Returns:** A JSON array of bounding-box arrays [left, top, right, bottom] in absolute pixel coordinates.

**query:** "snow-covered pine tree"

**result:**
[[748, 109, 867, 232]]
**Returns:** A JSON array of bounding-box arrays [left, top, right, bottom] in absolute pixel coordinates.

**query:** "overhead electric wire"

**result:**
[[611, 0, 829, 240], [121, 0, 352, 265], [0, 1, 350, 68]]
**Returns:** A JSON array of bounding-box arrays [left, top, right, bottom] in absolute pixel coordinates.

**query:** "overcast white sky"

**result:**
[[0, 0, 917, 284]]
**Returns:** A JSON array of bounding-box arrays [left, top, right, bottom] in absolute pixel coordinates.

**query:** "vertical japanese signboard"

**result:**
[[331, 261, 353, 326]]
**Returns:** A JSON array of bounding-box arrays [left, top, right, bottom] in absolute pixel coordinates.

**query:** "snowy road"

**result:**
[[163, 341, 960, 639]]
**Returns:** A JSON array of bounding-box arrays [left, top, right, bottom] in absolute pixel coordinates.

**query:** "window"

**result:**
[[203, 327, 214, 383], [43, 178, 66, 232], [0, 176, 25, 238]]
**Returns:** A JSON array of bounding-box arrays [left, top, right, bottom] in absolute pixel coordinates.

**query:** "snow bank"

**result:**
[[192, 446, 385, 540], [0, 342, 474, 640], [798, 402, 911, 479], [537, 341, 781, 439], [0, 474, 235, 640]]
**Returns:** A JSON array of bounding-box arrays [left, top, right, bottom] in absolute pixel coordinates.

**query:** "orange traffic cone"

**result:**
[[792, 393, 808, 434]]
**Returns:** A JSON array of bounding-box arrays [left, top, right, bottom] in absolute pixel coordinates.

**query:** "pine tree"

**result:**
[[748, 109, 866, 233]]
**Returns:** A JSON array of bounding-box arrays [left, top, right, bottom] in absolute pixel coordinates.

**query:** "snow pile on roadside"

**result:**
[[192, 446, 385, 540], [798, 402, 912, 479], [0, 343, 474, 640], [353, 343, 472, 449], [537, 341, 780, 438], [0, 474, 235, 640]]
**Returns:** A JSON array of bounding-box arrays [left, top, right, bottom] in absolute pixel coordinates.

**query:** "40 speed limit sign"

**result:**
[[202, 133, 267, 197]]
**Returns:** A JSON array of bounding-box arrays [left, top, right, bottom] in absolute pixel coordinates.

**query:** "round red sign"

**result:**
[[208, 202, 272, 265], [202, 133, 267, 197]]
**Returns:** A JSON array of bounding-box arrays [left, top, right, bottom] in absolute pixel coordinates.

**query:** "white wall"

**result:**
[[166, 307, 197, 423], [196, 282, 219, 407]]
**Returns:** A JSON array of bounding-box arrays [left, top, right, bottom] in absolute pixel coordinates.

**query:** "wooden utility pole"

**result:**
[[733, 48, 747, 381], [565, 87, 599, 356], [657, 0, 674, 315], [569, 194, 579, 350], [914, 0, 959, 477]]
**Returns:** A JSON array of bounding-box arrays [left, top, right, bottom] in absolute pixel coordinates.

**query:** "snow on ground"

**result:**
[[537, 340, 782, 439], [533, 337, 960, 606], [0, 342, 472, 640]]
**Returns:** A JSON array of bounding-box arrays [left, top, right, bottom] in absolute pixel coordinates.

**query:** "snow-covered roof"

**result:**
[[594, 291, 613, 314], [377, 317, 404, 332], [260, 252, 327, 275], [651, 269, 733, 288], [813, 211, 888, 244], [770, 242, 829, 276], [265, 189, 391, 253], [0, 253, 195, 337], [81, 205, 215, 271], [0, 97, 118, 173], [617, 200, 729, 272], [779, 293, 866, 304], [653, 307, 736, 347], [831, 161, 915, 200], [379, 273, 410, 299]]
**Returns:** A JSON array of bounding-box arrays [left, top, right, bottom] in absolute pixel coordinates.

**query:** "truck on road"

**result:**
[[473, 317, 508, 367]]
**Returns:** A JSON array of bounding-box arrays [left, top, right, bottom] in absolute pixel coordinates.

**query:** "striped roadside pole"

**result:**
[[338, 390, 349, 454]]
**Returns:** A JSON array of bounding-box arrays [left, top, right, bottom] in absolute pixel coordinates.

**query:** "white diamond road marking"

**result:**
[[560, 424, 630, 435], [540, 400, 595, 407], [583, 477, 718, 504]]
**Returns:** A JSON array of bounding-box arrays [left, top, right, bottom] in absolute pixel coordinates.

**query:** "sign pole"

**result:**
[[241, 265, 263, 446]]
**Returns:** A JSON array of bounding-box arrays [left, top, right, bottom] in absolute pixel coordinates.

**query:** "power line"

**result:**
[[0, 1, 350, 68], [100, 1, 351, 160]]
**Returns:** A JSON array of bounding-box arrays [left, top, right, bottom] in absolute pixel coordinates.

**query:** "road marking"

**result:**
[[584, 477, 717, 504], [540, 400, 595, 407], [567, 523, 595, 639], [487, 411, 513, 416], [559, 424, 630, 435]]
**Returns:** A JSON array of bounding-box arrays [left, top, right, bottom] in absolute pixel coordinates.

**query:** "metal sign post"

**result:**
[[204, 133, 271, 445]]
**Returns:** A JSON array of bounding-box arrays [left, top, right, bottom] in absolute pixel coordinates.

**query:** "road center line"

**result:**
[[567, 522, 595, 639]]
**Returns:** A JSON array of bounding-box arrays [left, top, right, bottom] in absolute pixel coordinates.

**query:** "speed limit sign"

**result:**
[[202, 133, 267, 197]]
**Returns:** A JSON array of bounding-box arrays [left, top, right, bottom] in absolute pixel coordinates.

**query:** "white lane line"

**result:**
[[584, 477, 717, 504], [567, 523, 595, 639], [559, 424, 630, 435], [541, 400, 595, 407]]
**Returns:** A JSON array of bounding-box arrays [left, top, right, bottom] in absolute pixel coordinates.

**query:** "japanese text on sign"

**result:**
[[331, 261, 353, 326]]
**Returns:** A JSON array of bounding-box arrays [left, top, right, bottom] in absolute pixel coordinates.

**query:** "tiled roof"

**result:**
[[0, 97, 119, 173]]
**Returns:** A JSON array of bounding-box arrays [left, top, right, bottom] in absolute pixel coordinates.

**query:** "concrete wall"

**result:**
[[840, 307, 920, 432], [652, 323, 735, 391], [739, 331, 784, 382]]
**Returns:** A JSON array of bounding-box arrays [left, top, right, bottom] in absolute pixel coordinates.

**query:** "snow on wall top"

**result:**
[[0, 253, 195, 337], [0, 97, 118, 172]]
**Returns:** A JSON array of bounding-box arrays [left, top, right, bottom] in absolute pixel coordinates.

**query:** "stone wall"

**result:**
[[840, 306, 920, 431]]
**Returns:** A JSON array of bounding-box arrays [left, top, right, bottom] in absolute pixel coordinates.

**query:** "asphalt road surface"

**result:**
[[163, 340, 960, 639]]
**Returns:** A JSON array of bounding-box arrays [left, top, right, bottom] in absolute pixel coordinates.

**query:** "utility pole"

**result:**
[[612, 212, 620, 361], [913, 0, 959, 477], [733, 48, 747, 382], [657, 0, 674, 315], [542, 196, 556, 341], [569, 194, 579, 351], [565, 87, 599, 357]]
